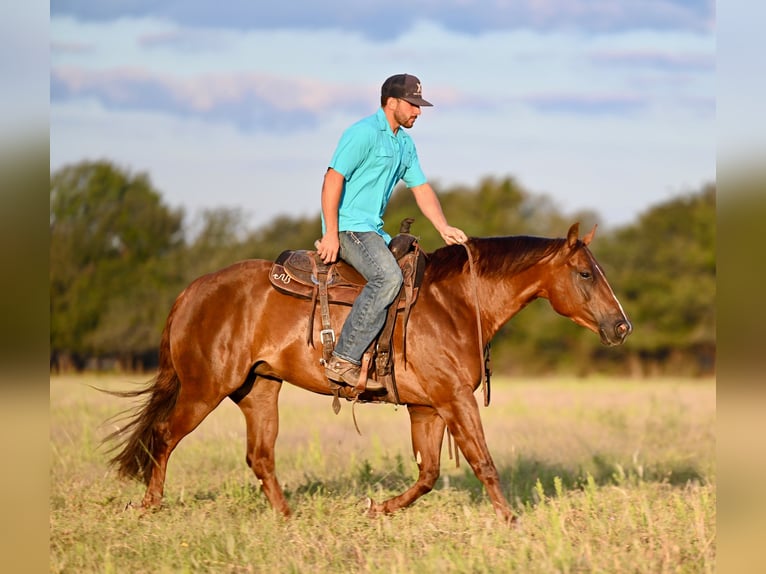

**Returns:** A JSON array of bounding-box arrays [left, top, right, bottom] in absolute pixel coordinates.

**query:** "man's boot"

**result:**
[[325, 357, 386, 393]]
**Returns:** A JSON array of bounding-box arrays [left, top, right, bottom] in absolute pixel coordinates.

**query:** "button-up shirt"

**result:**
[[325, 107, 427, 242]]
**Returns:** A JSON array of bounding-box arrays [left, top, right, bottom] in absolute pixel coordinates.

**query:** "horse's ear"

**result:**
[[582, 224, 597, 246], [566, 223, 580, 248]]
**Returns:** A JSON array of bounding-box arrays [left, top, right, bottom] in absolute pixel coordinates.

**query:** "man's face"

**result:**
[[393, 98, 422, 129]]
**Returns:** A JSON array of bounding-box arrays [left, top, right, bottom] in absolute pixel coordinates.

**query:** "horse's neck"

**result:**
[[425, 257, 544, 342], [472, 269, 543, 338], [465, 237, 560, 336]]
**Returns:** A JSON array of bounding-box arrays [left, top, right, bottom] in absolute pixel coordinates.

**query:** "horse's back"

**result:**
[[195, 258, 273, 285], [168, 259, 279, 361], [179, 259, 271, 302]]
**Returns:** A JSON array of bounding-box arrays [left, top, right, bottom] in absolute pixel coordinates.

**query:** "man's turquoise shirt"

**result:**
[[324, 108, 427, 243]]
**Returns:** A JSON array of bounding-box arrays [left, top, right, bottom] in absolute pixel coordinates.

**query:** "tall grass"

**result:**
[[50, 375, 715, 573]]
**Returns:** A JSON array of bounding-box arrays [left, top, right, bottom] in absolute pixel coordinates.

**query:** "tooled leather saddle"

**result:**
[[268, 219, 425, 404]]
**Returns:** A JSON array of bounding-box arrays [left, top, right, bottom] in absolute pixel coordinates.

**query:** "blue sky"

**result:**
[[49, 1, 716, 229]]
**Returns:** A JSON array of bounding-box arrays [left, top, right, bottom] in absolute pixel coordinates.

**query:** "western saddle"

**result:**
[[268, 219, 425, 408]]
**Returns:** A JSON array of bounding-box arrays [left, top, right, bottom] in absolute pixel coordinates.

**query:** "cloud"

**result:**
[[52, 1, 714, 39], [49, 2, 716, 231], [137, 29, 230, 52], [50, 67, 376, 131], [51, 62, 664, 132], [50, 10, 714, 134], [521, 93, 648, 116], [589, 49, 715, 73]]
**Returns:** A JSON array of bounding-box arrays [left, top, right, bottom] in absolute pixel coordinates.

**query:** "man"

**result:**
[[315, 73, 468, 390]]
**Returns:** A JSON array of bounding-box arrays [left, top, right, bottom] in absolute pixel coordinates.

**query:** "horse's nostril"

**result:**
[[615, 320, 632, 337]]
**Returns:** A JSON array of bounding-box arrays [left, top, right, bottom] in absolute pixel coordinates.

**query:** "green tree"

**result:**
[[50, 160, 184, 368], [181, 208, 255, 281]]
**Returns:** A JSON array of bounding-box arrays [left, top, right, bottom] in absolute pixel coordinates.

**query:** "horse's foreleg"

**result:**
[[368, 404, 446, 516], [235, 377, 291, 517], [438, 388, 517, 524]]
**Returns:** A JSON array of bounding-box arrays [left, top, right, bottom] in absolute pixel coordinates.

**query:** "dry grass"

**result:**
[[50, 374, 715, 573]]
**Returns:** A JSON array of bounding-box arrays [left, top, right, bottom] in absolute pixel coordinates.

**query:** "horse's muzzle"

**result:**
[[600, 319, 632, 346]]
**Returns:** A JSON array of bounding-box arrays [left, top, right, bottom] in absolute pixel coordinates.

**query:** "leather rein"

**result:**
[[463, 242, 491, 407]]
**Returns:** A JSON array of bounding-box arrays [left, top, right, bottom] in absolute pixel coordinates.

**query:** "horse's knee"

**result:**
[[251, 454, 275, 480], [472, 459, 501, 487], [418, 467, 440, 492]]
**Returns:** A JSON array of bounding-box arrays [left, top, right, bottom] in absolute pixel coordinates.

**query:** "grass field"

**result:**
[[50, 374, 715, 573]]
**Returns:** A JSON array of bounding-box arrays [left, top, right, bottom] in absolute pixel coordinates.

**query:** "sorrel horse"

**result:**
[[106, 223, 631, 523]]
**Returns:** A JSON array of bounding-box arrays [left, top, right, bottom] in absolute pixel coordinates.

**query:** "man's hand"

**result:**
[[439, 225, 468, 245], [315, 234, 340, 264]]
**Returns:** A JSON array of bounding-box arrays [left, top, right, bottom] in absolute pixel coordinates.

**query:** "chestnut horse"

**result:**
[[106, 223, 631, 523]]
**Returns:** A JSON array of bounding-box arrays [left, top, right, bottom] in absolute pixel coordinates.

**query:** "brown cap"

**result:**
[[381, 74, 433, 107]]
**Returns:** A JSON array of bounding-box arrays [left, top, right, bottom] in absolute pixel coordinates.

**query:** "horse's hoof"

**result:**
[[364, 497, 382, 517], [139, 498, 163, 513]]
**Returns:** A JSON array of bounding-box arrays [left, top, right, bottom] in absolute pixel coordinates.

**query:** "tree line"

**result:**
[[50, 160, 715, 376]]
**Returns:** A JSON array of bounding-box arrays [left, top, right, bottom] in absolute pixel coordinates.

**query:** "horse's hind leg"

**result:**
[[368, 404, 446, 516], [234, 377, 291, 517], [142, 380, 225, 508]]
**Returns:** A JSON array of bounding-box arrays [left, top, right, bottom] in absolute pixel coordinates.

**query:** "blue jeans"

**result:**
[[333, 231, 403, 365]]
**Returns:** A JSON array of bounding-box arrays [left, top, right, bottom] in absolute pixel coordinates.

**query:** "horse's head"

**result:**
[[544, 223, 632, 346]]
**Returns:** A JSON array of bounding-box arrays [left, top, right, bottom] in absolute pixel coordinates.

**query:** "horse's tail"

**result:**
[[102, 294, 184, 486]]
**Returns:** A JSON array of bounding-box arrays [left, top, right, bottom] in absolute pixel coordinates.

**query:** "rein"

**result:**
[[463, 242, 490, 407]]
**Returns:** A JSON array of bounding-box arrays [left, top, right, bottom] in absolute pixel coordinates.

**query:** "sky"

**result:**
[[49, 1, 717, 230]]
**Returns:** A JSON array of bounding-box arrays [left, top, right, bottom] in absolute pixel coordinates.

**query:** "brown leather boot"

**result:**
[[325, 357, 386, 393]]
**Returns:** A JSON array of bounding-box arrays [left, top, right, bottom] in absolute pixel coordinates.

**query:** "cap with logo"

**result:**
[[381, 74, 433, 107]]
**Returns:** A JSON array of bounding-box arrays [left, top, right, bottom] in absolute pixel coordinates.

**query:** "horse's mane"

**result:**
[[424, 236, 567, 284]]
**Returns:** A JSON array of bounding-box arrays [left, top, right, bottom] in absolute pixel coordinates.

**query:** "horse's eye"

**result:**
[[579, 271, 592, 280]]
